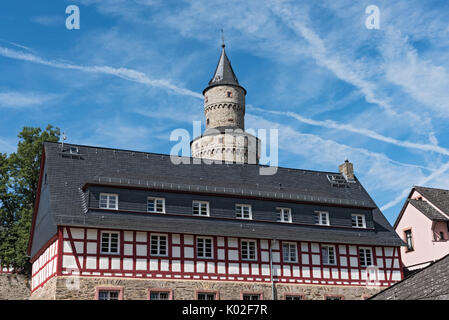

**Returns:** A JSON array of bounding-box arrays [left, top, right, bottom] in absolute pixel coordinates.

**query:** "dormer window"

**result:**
[[236, 204, 252, 219], [99, 193, 118, 210], [69, 146, 79, 154], [351, 214, 366, 228], [193, 201, 209, 216], [148, 197, 165, 213], [315, 211, 329, 226], [276, 208, 292, 223]]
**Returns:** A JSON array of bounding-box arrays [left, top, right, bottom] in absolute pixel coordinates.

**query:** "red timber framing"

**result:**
[[0, 266, 13, 274], [30, 234, 59, 292], [50, 226, 403, 288]]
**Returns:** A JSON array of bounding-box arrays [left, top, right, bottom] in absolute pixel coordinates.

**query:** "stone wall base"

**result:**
[[0, 274, 30, 300], [31, 276, 383, 300]]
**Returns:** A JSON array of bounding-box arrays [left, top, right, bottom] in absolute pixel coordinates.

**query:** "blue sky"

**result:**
[[1, 0, 449, 224]]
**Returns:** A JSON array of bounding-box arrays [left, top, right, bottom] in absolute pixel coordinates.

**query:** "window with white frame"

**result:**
[[100, 232, 119, 254], [147, 197, 165, 213], [241, 240, 257, 260], [193, 201, 209, 216], [150, 235, 168, 256], [282, 242, 297, 263], [197, 237, 213, 259], [321, 245, 336, 265], [236, 204, 252, 219], [359, 248, 373, 267], [276, 208, 292, 223], [285, 295, 303, 300], [314, 211, 329, 226], [99, 193, 118, 210], [242, 294, 261, 300], [352, 214, 366, 228]]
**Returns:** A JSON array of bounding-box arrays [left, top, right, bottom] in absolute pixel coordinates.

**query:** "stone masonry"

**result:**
[[0, 274, 30, 300], [31, 276, 382, 300]]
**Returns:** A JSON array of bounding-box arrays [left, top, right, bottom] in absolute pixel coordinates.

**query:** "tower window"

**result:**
[[207, 118, 210, 125], [227, 91, 232, 98]]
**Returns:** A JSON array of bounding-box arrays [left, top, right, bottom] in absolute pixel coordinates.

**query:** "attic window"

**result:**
[[69, 146, 79, 154], [327, 174, 348, 187]]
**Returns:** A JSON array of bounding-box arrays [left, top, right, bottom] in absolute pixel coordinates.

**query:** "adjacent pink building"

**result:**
[[395, 186, 449, 272]]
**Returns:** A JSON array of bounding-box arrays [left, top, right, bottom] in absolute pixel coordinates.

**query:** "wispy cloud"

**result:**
[[250, 106, 449, 157], [246, 114, 434, 192], [0, 91, 57, 108], [0, 46, 203, 100], [31, 15, 62, 27], [381, 160, 449, 211]]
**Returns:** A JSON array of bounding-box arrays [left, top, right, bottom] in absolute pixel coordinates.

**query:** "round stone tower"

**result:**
[[191, 43, 260, 164]]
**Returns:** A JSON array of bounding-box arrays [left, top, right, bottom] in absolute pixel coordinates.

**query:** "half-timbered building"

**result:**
[[28, 44, 404, 300]]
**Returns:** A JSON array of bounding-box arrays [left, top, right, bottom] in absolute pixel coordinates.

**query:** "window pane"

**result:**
[[148, 200, 155, 212], [108, 196, 117, 208], [109, 291, 119, 300], [156, 199, 164, 212], [98, 291, 109, 300]]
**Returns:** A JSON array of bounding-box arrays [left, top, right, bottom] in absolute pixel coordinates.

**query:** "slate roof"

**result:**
[[30, 141, 404, 256], [414, 186, 449, 217], [371, 253, 449, 300], [408, 199, 449, 222], [204, 45, 246, 94]]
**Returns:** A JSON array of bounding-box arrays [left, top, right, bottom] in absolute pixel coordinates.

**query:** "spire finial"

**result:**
[[221, 29, 225, 48]]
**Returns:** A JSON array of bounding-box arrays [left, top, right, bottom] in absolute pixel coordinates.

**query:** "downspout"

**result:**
[[269, 239, 277, 300]]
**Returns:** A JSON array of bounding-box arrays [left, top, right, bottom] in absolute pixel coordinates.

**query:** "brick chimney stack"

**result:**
[[339, 160, 354, 181]]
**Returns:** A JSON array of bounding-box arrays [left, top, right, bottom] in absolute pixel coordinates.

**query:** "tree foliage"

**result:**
[[0, 125, 60, 274]]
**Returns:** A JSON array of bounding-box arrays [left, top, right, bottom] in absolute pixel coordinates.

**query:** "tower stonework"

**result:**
[[191, 44, 260, 164]]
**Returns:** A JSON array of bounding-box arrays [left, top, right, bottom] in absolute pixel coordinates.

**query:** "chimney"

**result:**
[[339, 159, 354, 181]]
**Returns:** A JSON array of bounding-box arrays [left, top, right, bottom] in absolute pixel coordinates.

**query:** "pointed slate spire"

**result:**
[[208, 44, 240, 86]]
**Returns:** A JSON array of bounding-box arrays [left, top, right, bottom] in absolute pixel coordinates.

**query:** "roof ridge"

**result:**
[[44, 141, 345, 176]]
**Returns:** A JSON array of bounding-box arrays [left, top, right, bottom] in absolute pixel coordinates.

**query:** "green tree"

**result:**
[[0, 125, 60, 274]]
